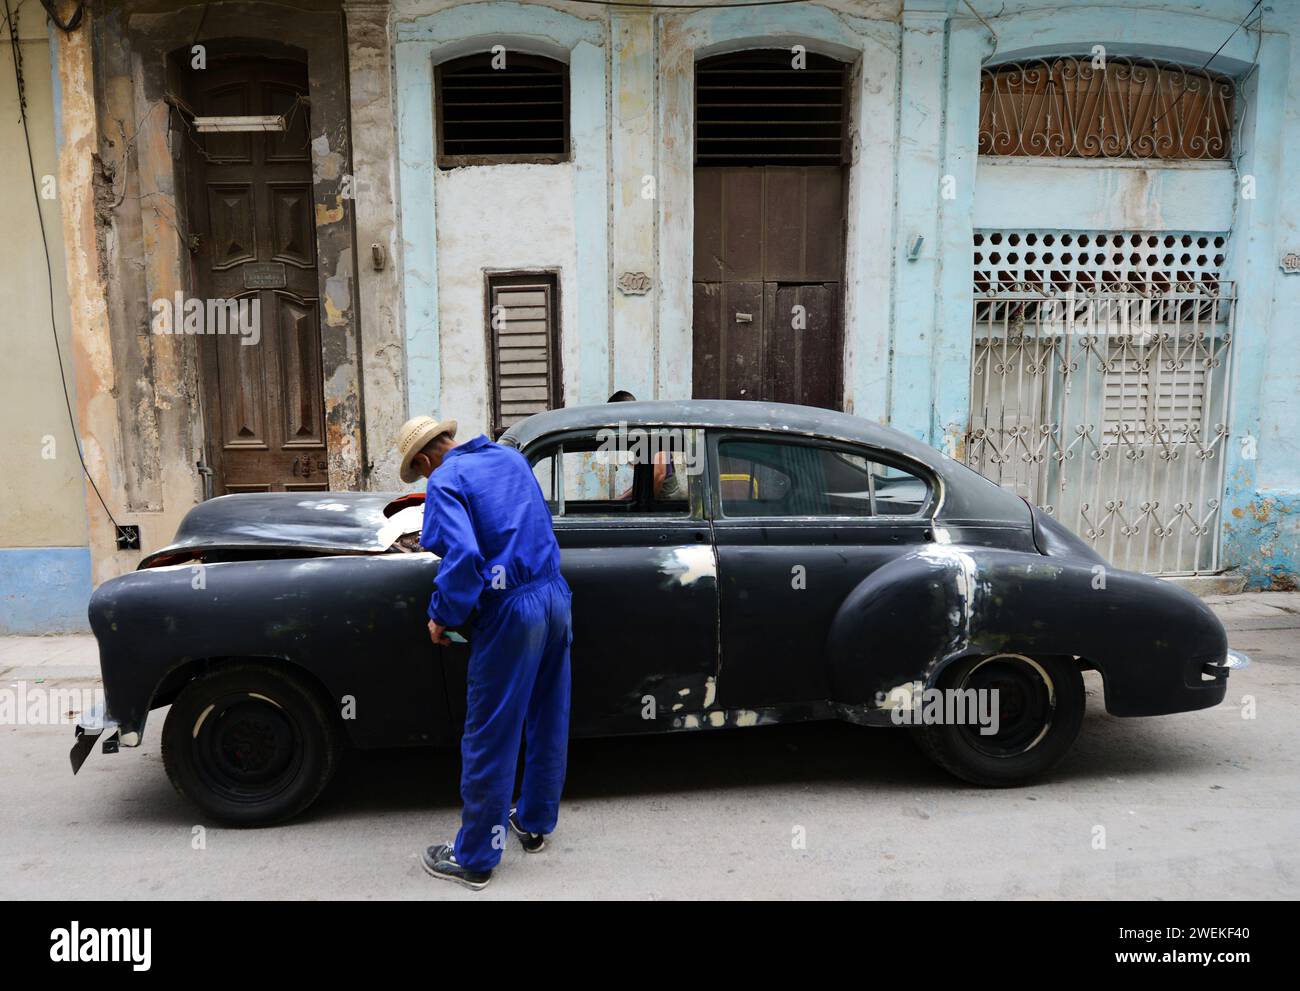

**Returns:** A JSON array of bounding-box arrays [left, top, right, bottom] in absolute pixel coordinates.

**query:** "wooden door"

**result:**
[[692, 167, 845, 410], [187, 57, 326, 494]]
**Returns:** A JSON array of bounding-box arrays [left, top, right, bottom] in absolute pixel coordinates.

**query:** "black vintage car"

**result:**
[[73, 400, 1248, 824]]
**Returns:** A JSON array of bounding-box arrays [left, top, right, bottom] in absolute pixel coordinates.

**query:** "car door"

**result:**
[[706, 430, 935, 709], [521, 427, 719, 736]]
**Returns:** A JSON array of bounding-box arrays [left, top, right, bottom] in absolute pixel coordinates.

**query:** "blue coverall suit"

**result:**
[[419, 434, 572, 872]]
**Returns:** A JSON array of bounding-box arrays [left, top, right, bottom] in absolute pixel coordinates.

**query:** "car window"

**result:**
[[716, 438, 929, 518], [870, 461, 929, 516], [531, 442, 633, 515], [529, 430, 696, 517]]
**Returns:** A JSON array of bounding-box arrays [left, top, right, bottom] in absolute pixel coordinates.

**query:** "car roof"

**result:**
[[501, 400, 1032, 527], [506, 400, 900, 449]]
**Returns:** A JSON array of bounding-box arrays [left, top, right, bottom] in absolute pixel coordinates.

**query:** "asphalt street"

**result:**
[[2, 592, 1297, 899]]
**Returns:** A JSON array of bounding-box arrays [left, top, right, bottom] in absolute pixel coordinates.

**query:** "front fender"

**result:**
[[88, 553, 448, 747], [826, 544, 1229, 717]]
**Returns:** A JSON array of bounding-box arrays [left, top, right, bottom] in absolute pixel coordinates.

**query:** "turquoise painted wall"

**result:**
[[392, 1, 609, 416], [0, 548, 91, 634]]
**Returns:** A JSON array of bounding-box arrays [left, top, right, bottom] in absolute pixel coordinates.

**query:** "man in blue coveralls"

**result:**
[[395, 414, 573, 890]]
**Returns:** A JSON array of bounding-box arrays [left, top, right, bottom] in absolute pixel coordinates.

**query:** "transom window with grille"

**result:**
[[978, 56, 1236, 160], [436, 52, 569, 167], [487, 273, 561, 433], [695, 49, 848, 166]]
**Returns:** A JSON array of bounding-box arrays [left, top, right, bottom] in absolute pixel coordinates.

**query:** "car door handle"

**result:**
[[692, 531, 708, 542]]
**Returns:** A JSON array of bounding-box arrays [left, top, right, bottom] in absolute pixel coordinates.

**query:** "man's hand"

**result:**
[[428, 619, 452, 646]]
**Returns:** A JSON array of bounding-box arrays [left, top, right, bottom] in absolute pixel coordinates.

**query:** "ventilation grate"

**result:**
[[695, 50, 847, 166]]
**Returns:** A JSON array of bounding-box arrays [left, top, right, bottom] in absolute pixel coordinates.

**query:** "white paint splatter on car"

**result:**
[[658, 545, 715, 587]]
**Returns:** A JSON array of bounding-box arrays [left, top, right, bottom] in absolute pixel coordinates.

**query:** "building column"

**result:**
[[52, 7, 132, 588], [932, 6, 985, 458], [1221, 31, 1292, 583], [346, 1, 408, 488], [609, 7, 658, 401], [393, 35, 439, 419], [889, 0, 950, 443]]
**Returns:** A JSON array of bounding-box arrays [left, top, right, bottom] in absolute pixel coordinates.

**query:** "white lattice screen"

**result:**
[[973, 230, 1228, 288]]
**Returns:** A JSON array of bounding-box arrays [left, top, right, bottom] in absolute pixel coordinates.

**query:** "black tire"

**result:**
[[161, 663, 342, 826], [913, 653, 1084, 787]]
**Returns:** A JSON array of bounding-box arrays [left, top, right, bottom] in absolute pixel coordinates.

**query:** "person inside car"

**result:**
[[607, 390, 688, 502]]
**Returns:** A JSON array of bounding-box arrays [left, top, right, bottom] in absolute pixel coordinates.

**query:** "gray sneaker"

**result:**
[[420, 843, 492, 890], [508, 808, 546, 853]]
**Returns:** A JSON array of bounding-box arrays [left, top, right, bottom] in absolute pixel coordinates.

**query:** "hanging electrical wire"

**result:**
[[1148, 0, 1262, 133]]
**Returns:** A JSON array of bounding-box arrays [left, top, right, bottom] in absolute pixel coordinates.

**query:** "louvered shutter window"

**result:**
[[436, 53, 569, 166], [695, 49, 848, 166]]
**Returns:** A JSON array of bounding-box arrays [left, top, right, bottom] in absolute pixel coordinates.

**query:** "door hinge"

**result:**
[[196, 452, 214, 501]]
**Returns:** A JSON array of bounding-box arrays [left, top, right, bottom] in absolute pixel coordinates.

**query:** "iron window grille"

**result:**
[[965, 229, 1236, 576], [978, 56, 1238, 161]]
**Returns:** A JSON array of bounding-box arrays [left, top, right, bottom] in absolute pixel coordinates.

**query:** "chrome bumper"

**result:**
[[1202, 648, 1251, 680]]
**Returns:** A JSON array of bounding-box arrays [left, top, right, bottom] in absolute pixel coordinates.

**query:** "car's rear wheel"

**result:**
[[161, 663, 342, 826], [913, 652, 1084, 786]]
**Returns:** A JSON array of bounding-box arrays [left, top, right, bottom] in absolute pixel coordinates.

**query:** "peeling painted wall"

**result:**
[[48, 0, 366, 588], [52, 4, 140, 590], [393, 0, 610, 427], [433, 162, 579, 435]]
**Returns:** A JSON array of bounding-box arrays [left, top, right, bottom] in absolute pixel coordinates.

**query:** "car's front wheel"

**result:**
[[913, 652, 1084, 786], [161, 663, 342, 826]]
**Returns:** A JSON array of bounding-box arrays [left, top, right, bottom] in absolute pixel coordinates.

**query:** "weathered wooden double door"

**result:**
[[692, 167, 845, 411], [186, 57, 327, 495]]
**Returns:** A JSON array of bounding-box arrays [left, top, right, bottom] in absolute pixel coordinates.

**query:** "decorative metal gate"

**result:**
[[964, 230, 1237, 575]]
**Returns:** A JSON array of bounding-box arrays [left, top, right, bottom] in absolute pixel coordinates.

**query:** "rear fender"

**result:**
[[826, 544, 1228, 716]]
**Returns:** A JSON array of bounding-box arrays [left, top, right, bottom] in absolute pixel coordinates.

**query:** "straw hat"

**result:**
[[397, 415, 458, 483]]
